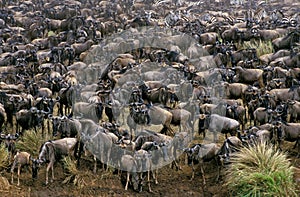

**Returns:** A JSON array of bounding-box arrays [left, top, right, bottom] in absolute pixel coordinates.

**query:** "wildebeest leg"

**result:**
[[51, 162, 55, 183], [46, 161, 54, 185], [171, 160, 181, 171], [17, 165, 21, 186], [214, 157, 220, 182], [11, 170, 14, 185], [125, 171, 130, 190], [151, 169, 158, 184], [200, 163, 206, 186], [147, 170, 152, 192], [190, 162, 195, 180], [93, 156, 97, 174], [292, 140, 298, 150], [213, 131, 218, 142], [295, 139, 300, 157]]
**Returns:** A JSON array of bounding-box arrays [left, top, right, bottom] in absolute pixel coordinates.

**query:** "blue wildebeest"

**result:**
[[32, 137, 78, 185], [11, 151, 37, 186], [184, 143, 221, 186], [198, 114, 240, 142]]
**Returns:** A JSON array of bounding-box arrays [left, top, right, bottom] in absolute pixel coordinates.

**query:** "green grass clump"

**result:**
[[225, 142, 298, 197], [15, 130, 51, 158]]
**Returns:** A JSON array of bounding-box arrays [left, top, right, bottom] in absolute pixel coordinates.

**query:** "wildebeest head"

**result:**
[[30, 107, 49, 128], [38, 141, 52, 163], [129, 88, 143, 103], [49, 115, 61, 137], [198, 114, 209, 130], [184, 144, 201, 166], [31, 158, 41, 179], [95, 102, 104, 120], [273, 121, 284, 141]]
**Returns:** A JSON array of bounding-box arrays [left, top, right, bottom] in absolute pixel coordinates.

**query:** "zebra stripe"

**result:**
[[253, 7, 268, 23], [153, 0, 171, 6]]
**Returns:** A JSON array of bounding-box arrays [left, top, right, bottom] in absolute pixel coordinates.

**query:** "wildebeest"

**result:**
[[274, 121, 300, 157], [79, 119, 113, 172], [184, 143, 221, 186], [121, 154, 139, 191], [16, 107, 49, 134], [50, 115, 81, 138], [72, 101, 104, 123], [218, 136, 242, 165], [11, 151, 36, 186], [232, 66, 264, 88], [58, 85, 77, 116], [33, 138, 78, 185], [0, 133, 19, 162], [287, 100, 300, 122], [253, 107, 275, 126], [198, 114, 240, 142], [269, 87, 300, 103], [164, 107, 192, 133], [272, 30, 300, 51]]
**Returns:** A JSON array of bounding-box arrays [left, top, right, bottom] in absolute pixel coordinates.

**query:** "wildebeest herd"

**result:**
[[0, 0, 299, 194]]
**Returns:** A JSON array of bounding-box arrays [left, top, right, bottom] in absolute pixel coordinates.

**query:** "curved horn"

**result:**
[[18, 96, 23, 102], [48, 114, 53, 119], [9, 96, 15, 102], [30, 107, 38, 113]]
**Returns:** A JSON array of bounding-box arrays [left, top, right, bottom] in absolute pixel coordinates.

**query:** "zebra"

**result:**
[[269, 9, 284, 25], [245, 7, 268, 27], [164, 10, 182, 27]]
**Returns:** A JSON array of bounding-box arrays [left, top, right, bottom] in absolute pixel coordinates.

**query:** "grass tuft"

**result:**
[[15, 130, 51, 158], [238, 40, 274, 57], [225, 142, 298, 197], [0, 143, 9, 170], [63, 156, 88, 190]]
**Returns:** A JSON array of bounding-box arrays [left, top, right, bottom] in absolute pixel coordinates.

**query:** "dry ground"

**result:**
[[1, 128, 299, 197]]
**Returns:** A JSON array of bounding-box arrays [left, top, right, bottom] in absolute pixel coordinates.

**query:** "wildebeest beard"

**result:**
[[95, 103, 104, 120]]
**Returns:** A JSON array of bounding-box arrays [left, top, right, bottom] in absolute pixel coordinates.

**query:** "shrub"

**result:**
[[225, 142, 298, 197]]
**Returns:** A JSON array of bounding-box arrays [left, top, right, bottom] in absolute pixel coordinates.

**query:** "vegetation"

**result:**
[[62, 156, 87, 190], [0, 143, 9, 170], [225, 142, 298, 197], [238, 40, 274, 57], [15, 130, 51, 158]]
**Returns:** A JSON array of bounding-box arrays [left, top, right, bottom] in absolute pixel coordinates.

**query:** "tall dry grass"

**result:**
[[237, 40, 274, 57], [15, 130, 51, 158], [225, 142, 298, 196]]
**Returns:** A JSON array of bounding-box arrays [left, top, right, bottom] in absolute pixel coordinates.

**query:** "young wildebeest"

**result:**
[[33, 138, 78, 185], [11, 151, 37, 186]]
